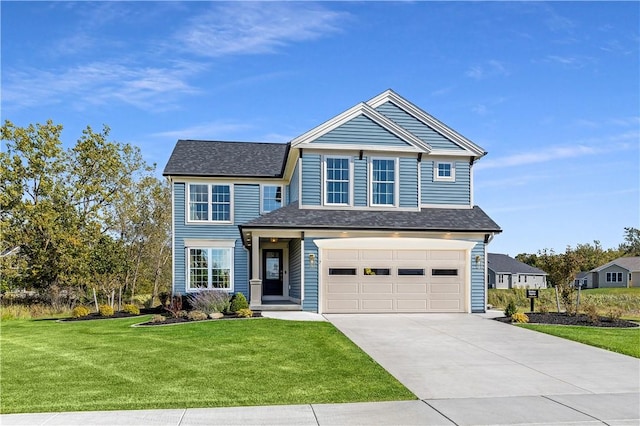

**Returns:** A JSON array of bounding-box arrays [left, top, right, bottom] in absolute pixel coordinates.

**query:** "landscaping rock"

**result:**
[[209, 312, 224, 319]]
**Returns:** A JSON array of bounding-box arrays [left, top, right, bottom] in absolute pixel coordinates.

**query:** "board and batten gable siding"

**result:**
[[470, 240, 485, 313], [421, 160, 471, 205], [303, 239, 319, 311], [172, 182, 255, 295], [375, 101, 465, 151], [301, 154, 321, 206], [312, 115, 411, 147], [399, 157, 418, 208], [288, 238, 302, 300]]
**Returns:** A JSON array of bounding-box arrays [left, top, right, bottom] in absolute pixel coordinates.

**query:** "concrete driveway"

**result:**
[[326, 313, 640, 425]]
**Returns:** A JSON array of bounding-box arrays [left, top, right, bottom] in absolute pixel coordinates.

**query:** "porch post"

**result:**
[[249, 235, 261, 306]]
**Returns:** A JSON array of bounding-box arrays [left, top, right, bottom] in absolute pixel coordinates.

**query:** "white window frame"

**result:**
[[185, 240, 235, 292], [260, 184, 283, 214], [186, 183, 233, 224], [369, 157, 398, 207], [434, 161, 456, 182], [323, 155, 353, 206]]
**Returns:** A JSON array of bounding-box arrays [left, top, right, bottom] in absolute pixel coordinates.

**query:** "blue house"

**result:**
[[163, 90, 501, 313]]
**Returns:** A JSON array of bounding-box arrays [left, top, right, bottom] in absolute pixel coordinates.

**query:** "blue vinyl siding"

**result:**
[[173, 182, 257, 295], [421, 160, 471, 205], [288, 239, 302, 300], [301, 154, 321, 206], [313, 115, 410, 147], [399, 157, 418, 208], [289, 161, 299, 203], [354, 156, 368, 207], [470, 241, 486, 313], [376, 102, 465, 151], [303, 239, 319, 311]]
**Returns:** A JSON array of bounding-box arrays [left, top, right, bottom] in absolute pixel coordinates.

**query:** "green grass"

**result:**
[[0, 317, 415, 414], [582, 287, 640, 296], [519, 324, 640, 358]]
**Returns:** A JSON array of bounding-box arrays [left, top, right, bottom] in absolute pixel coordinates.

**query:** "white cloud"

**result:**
[[174, 2, 348, 57], [151, 121, 254, 140], [465, 60, 509, 80]]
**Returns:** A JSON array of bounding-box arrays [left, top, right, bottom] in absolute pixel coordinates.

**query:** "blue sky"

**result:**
[[2, 1, 638, 256]]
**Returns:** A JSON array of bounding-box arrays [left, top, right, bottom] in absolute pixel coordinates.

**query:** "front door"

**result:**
[[263, 249, 283, 296]]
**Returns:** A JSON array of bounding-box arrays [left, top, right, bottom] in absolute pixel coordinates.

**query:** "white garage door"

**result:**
[[322, 249, 466, 313]]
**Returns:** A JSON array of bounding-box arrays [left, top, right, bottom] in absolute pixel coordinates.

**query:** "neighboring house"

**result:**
[[163, 90, 501, 314], [574, 272, 591, 289], [487, 253, 547, 289], [589, 257, 640, 288]]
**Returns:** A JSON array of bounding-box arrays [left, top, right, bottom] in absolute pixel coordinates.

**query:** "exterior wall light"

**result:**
[[309, 253, 316, 267]]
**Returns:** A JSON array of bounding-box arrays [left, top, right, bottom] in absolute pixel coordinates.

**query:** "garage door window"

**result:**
[[398, 268, 425, 276], [432, 269, 458, 276], [329, 268, 357, 276], [364, 268, 390, 276]]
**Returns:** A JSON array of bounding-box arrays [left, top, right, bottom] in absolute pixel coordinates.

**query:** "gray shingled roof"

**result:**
[[488, 253, 547, 275], [591, 256, 640, 272], [240, 202, 501, 232], [163, 140, 289, 177]]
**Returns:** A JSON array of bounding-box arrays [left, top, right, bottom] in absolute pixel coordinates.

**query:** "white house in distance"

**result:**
[[588, 256, 640, 288], [487, 253, 547, 289]]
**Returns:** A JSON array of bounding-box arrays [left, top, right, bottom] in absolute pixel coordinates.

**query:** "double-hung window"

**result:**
[[435, 162, 455, 182], [325, 157, 350, 205], [188, 183, 231, 222], [606, 272, 623, 282], [371, 158, 396, 206], [187, 247, 233, 291], [262, 185, 282, 213]]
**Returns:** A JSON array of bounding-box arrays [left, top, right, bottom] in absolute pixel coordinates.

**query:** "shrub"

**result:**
[[236, 308, 253, 318], [607, 307, 623, 321], [511, 312, 529, 323], [582, 303, 599, 323], [71, 306, 91, 318], [504, 300, 518, 317], [186, 290, 231, 314], [150, 314, 166, 323], [230, 292, 249, 313], [122, 304, 140, 315], [98, 304, 114, 317], [187, 310, 208, 321], [165, 295, 183, 318]]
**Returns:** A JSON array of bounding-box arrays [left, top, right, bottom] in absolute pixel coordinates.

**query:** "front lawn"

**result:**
[[0, 317, 415, 414], [519, 324, 640, 358]]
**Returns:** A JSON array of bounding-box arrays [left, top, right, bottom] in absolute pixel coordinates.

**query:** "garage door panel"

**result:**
[[323, 247, 466, 313], [361, 283, 393, 294], [397, 299, 428, 310], [396, 283, 427, 294]]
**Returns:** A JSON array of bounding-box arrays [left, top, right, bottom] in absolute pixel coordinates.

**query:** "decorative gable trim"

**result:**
[[367, 90, 486, 158], [290, 102, 432, 153]]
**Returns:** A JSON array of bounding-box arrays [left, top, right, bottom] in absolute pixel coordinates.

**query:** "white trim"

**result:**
[[369, 157, 399, 207], [298, 143, 422, 153], [420, 203, 472, 209], [175, 177, 287, 185], [260, 184, 284, 214], [314, 237, 477, 251], [183, 239, 236, 248], [170, 178, 176, 296], [300, 238, 305, 306], [322, 155, 354, 207], [434, 161, 455, 182], [298, 204, 419, 212], [366, 90, 486, 157], [185, 182, 234, 224], [470, 161, 474, 206]]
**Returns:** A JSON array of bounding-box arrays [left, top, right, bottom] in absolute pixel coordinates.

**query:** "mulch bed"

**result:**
[[137, 311, 263, 326], [62, 307, 263, 324], [494, 312, 639, 328]]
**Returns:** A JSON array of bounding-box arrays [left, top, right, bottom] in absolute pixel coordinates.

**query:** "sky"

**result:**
[[2, 1, 639, 257]]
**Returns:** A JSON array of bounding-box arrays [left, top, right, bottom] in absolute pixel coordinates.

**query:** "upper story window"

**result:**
[[371, 158, 396, 206], [324, 157, 351, 205], [435, 161, 455, 182], [188, 183, 232, 222], [261, 185, 282, 214]]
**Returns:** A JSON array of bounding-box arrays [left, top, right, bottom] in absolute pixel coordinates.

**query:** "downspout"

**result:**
[[300, 232, 305, 310]]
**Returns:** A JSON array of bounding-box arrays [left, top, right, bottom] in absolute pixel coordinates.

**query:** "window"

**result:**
[[435, 162, 455, 182], [432, 269, 458, 276], [371, 158, 396, 206], [364, 268, 390, 276], [606, 272, 623, 282], [262, 185, 282, 213], [188, 183, 231, 222], [329, 268, 357, 276], [498, 275, 504, 284], [188, 247, 233, 291], [325, 157, 350, 205], [398, 268, 425, 276]]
